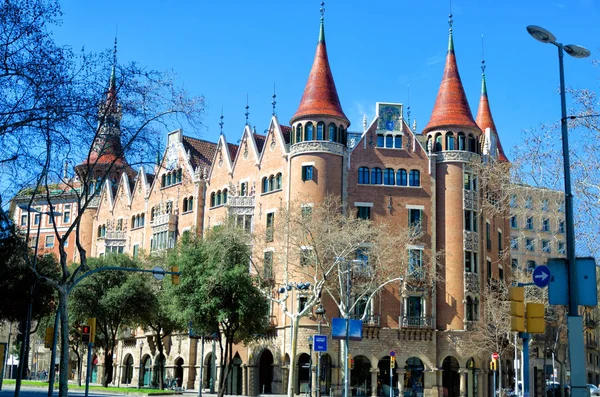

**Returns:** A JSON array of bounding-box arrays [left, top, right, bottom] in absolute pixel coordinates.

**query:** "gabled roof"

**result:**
[[290, 19, 349, 125], [254, 133, 266, 154], [476, 72, 509, 162], [182, 136, 218, 170], [423, 28, 479, 134]]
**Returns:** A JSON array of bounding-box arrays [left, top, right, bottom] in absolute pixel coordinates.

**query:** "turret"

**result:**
[[475, 66, 509, 162]]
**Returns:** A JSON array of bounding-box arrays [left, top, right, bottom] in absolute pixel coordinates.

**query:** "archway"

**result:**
[[174, 357, 184, 388], [442, 356, 460, 397], [259, 350, 274, 394], [351, 355, 371, 396], [226, 353, 243, 395], [378, 356, 398, 397], [319, 354, 332, 395], [204, 353, 216, 392], [404, 357, 424, 397], [142, 355, 152, 387], [297, 353, 311, 395], [122, 354, 134, 385]]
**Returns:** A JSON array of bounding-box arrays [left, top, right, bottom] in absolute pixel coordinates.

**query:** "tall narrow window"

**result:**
[[302, 165, 314, 181], [465, 211, 472, 231], [358, 167, 370, 184], [409, 209, 422, 231], [370, 168, 382, 185], [435, 135, 442, 151], [276, 173, 282, 190], [409, 170, 420, 187], [268, 176, 274, 191], [296, 125, 302, 142], [486, 222, 491, 250], [317, 122, 324, 140], [385, 135, 393, 148], [458, 133, 466, 150], [409, 249, 423, 279], [383, 168, 395, 185], [328, 123, 336, 142], [377, 134, 385, 147], [498, 230, 503, 251], [63, 205, 71, 223], [262, 177, 269, 193], [305, 122, 314, 141], [394, 135, 402, 148], [446, 134, 455, 150], [266, 212, 274, 242], [263, 251, 273, 279], [511, 216, 518, 228], [396, 169, 407, 186]]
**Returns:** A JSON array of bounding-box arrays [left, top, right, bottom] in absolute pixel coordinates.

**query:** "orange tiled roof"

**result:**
[[423, 31, 478, 134], [291, 21, 349, 125], [182, 136, 217, 170]]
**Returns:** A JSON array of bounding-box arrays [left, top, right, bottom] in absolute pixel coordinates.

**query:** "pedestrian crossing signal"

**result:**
[[348, 354, 354, 369], [44, 327, 54, 349], [390, 356, 396, 368], [82, 325, 91, 343]]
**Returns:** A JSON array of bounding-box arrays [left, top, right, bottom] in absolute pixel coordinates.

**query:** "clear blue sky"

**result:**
[[52, 0, 599, 157]]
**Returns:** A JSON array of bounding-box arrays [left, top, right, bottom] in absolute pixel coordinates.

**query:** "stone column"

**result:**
[[282, 365, 289, 396], [241, 364, 248, 396], [423, 370, 436, 397], [396, 369, 406, 396], [459, 369, 468, 397], [370, 367, 379, 397], [436, 369, 444, 397], [247, 365, 258, 396]]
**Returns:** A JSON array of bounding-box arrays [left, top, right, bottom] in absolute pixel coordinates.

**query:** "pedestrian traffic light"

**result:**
[[490, 359, 497, 371], [348, 354, 354, 369], [390, 356, 396, 368], [44, 327, 54, 349], [81, 324, 91, 343], [526, 302, 546, 334], [509, 286, 525, 332], [171, 266, 180, 285], [88, 318, 96, 343]]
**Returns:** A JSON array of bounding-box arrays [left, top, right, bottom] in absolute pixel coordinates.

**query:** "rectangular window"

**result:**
[[63, 235, 68, 247], [48, 214, 53, 225], [409, 249, 423, 278], [512, 259, 519, 272], [498, 230, 503, 251], [465, 210, 472, 231], [301, 165, 314, 181], [472, 213, 478, 233], [394, 135, 402, 149], [299, 296, 308, 313], [240, 182, 248, 196], [63, 205, 71, 223], [525, 197, 533, 209], [376, 134, 384, 147], [558, 242, 565, 255], [511, 216, 518, 228], [357, 206, 371, 220], [45, 235, 54, 248], [385, 135, 393, 148], [408, 209, 422, 231], [542, 218, 550, 232], [486, 222, 491, 251], [526, 217, 534, 230], [30, 237, 38, 248], [266, 213, 274, 242], [133, 244, 139, 258], [487, 259, 492, 281], [263, 251, 273, 279], [117, 218, 123, 231], [542, 240, 550, 253], [559, 221, 565, 233], [511, 237, 519, 250], [542, 199, 549, 211], [526, 238, 535, 251], [300, 248, 312, 267], [499, 266, 504, 281], [465, 251, 472, 272], [510, 195, 517, 208], [527, 260, 536, 273], [20, 214, 27, 226], [558, 201, 564, 212]]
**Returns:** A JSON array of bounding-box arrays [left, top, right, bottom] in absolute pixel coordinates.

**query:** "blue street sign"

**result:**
[[313, 335, 328, 352], [532, 265, 551, 288], [389, 350, 395, 357]]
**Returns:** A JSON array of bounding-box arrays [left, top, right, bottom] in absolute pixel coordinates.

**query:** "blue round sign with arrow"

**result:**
[[532, 265, 551, 288]]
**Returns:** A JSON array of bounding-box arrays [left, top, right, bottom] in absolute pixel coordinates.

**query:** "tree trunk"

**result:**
[[287, 316, 300, 397], [217, 334, 230, 397], [155, 329, 164, 390], [74, 348, 82, 387], [58, 288, 70, 397], [103, 349, 113, 387]]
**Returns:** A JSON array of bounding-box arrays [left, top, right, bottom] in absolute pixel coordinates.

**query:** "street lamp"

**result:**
[[15, 204, 61, 397], [138, 340, 144, 389], [315, 303, 326, 397], [526, 24, 591, 397]]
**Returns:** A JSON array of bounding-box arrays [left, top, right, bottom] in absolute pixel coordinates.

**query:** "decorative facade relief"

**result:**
[[463, 230, 479, 251], [290, 141, 344, 157], [464, 272, 480, 293], [436, 151, 480, 163], [464, 190, 478, 210]]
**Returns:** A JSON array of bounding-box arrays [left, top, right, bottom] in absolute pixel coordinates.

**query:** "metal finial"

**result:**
[[448, 13, 453, 29], [320, 2, 325, 21], [113, 36, 118, 66], [245, 94, 250, 126], [219, 106, 224, 135], [481, 34, 486, 74], [272, 83, 277, 116], [406, 84, 411, 128]]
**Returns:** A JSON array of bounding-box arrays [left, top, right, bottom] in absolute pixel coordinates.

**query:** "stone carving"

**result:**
[[464, 272, 480, 292], [290, 141, 344, 157], [463, 190, 478, 210], [436, 151, 480, 163], [463, 231, 479, 251]]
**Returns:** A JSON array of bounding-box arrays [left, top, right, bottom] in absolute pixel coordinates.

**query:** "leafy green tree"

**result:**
[[170, 227, 269, 397], [69, 255, 154, 387]]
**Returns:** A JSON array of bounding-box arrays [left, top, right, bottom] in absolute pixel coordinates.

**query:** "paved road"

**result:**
[[0, 386, 126, 396]]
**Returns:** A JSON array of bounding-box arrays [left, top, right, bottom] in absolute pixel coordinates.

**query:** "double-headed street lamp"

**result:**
[[526, 25, 590, 397]]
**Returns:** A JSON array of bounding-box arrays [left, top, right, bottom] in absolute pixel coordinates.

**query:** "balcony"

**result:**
[[464, 272, 480, 292], [464, 230, 479, 251], [290, 141, 344, 158], [350, 315, 381, 327], [586, 340, 598, 349], [151, 213, 177, 229], [400, 315, 434, 329]]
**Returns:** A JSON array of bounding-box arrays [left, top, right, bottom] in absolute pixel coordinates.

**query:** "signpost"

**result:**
[[313, 335, 328, 352], [532, 265, 551, 288]]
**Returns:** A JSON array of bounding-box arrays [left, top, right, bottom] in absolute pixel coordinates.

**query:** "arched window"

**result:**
[[468, 134, 476, 152], [292, 126, 296, 144], [131, 216, 136, 229], [222, 189, 228, 204], [435, 134, 442, 152], [358, 167, 370, 184], [216, 191, 222, 206], [446, 133, 455, 150], [97, 225, 102, 236], [166, 173, 172, 186], [177, 168, 183, 183], [409, 170, 420, 187], [426, 136, 432, 152], [317, 122, 324, 140], [396, 169, 408, 186], [210, 193, 216, 207], [296, 125, 302, 143], [141, 214, 145, 226], [328, 123, 336, 142], [183, 198, 188, 212], [276, 173, 282, 190], [262, 177, 269, 193], [339, 127, 345, 144], [458, 133, 466, 150], [268, 176, 274, 191], [305, 122, 314, 141], [151, 207, 156, 221], [161, 174, 166, 187], [370, 167, 383, 185], [383, 168, 395, 185], [188, 196, 194, 210]]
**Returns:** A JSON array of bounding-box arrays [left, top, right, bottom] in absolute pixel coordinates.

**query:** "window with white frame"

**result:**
[[542, 240, 550, 253], [45, 235, 54, 248], [510, 216, 518, 228], [526, 238, 535, 251], [542, 218, 550, 232], [511, 237, 519, 250], [63, 204, 71, 224], [408, 248, 424, 279]]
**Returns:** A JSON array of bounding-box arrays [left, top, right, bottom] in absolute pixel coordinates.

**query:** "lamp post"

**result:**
[[315, 303, 326, 397], [138, 341, 144, 389], [307, 336, 313, 397], [526, 25, 591, 397], [15, 204, 61, 397]]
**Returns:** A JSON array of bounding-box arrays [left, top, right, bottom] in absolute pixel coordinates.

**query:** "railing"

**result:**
[[106, 231, 126, 240], [228, 195, 255, 207], [586, 340, 598, 349], [400, 315, 434, 329], [350, 315, 380, 327], [464, 190, 478, 211]]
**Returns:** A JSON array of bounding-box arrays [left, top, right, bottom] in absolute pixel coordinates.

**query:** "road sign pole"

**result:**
[[520, 333, 530, 397], [84, 342, 93, 397]]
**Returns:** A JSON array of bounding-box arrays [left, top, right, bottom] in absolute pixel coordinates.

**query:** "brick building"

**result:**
[[11, 12, 520, 397]]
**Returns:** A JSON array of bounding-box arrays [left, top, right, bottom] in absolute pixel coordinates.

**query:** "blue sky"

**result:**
[[52, 1, 599, 157]]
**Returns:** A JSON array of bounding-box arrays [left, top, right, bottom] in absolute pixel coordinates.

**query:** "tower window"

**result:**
[[457, 133, 466, 150], [446, 133, 455, 150], [317, 122, 324, 140], [305, 122, 314, 141], [302, 165, 314, 181], [328, 123, 336, 142], [296, 125, 302, 143]]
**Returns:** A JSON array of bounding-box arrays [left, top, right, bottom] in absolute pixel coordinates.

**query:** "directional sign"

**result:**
[[492, 352, 499, 360], [152, 266, 166, 280], [532, 265, 551, 288], [389, 350, 395, 357], [313, 335, 328, 352]]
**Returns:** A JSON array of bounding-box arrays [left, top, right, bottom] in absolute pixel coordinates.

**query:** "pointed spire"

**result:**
[[475, 55, 509, 162], [291, 2, 349, 125], [423, 15, 478, 134]]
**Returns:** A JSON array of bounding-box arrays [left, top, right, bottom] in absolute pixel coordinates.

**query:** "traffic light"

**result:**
[[348, 354, 354, 369], [44, 327, 54, 349], [526, 303, 546, 334], [88, 318, 96, 343], [509, 286, 525, 332], [81, 325, 91, 343], [390, 356, 396, 368], [171, 266, 180, 285], [490, 359, 497, 371]]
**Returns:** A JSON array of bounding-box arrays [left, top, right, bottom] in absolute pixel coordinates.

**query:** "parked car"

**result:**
[[587, 384, 600, 397], [546, 382, 570, 397]]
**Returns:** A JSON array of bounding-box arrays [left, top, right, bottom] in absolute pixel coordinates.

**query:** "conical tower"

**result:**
[[289, 6, 349, 201], [475, 67, 509, 162], [425, 18, 483, 331]]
